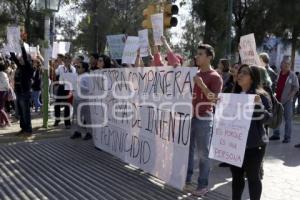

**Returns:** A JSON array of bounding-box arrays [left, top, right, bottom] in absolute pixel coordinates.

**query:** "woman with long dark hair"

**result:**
[[230, 64, 272, 200]]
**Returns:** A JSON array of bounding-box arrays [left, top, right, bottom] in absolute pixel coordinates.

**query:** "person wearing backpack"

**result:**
[[269, 57, 299, 143]]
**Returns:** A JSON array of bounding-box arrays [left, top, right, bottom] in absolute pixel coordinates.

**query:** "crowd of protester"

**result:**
[[1, 35, 300, 200]]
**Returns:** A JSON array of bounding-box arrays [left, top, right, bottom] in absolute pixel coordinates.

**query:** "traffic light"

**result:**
[[163, 4, 179, 29], [142, 4, 157, 29]]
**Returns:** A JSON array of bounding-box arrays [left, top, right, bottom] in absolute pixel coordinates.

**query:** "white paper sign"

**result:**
[[29, 46, 38, 59], [52, 42, 71, 59], [7, 25, 21, 54], [89, 66, 198, 190], [239, 33, 262, 66], [151, 13, 164, 46], [138, 29, 149, 57], [122, 36, 139, 64], [106, 34, 126, 60], [60, 73, 78, 90], [209, 93, 256, 167]]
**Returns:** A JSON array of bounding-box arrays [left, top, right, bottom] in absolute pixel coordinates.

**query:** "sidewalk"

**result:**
[[0, 110, 68, 144], [203, 116, 300, 200]]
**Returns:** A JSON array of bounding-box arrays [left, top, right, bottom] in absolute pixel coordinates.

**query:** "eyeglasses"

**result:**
[[98, 59, 104, 62]]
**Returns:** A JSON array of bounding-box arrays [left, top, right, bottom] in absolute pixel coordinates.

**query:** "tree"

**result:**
[[180, 16, 204, 60], [270, 0, 300, 70], [192, 0, 228, 63], [74, 0, 156, 53]]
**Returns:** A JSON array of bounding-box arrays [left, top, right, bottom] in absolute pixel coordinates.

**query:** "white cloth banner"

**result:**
[[52, 42, 71, 58], [151, 13, 164, 46], [89, 66, 197, 190], [106, 34, 126, 60], [7, 25, 21, 54], [138, 29, 149, 57], [209, 93, 256, 167], [122, 36, 139, 64], [239, 33, 262, 66]]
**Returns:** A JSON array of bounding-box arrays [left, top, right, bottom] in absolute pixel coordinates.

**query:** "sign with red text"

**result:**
[[209, 93, 255, 167], [239, 33, 262, 66]]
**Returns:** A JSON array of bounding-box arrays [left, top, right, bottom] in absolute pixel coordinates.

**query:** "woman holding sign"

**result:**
[[230, 64, 272, 200]]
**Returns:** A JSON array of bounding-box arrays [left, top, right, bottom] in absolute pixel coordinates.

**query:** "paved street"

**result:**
[[0, 114, 300, 200]]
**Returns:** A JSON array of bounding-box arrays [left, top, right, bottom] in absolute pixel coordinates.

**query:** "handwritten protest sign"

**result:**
[[138, 29, 149, 57], [106, 34, 126, 60], [209, 93, 255, 167], [7, 25, 21, 54], [151, 13, 164, 45], [122, 36, 139, 64], [52, 42, 71, 58], [88, 66, 197, 190], [239, 33, 262, 66]]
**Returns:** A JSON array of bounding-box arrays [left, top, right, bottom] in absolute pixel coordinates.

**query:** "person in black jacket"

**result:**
[[10, 40, 34, 134], [230, 64, 272, 200]]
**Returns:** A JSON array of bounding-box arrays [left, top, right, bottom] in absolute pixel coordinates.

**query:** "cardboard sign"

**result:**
[[89, 66, 198, 190], [151, 13, 164, 46], [209, 93, 256, 167], [121, 36, 139, 64], [106, 34, 126, 60], [239, 34, 262, 66], [138, 29, 149, 57]]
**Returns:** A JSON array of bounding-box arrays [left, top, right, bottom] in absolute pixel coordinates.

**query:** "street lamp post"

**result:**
[[35, 0, 61, 128]]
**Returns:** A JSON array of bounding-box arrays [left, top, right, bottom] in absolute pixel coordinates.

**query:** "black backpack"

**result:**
[[267, 94, 284, 129]]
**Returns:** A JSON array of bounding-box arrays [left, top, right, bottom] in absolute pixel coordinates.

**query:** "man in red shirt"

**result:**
[[186, 44, 223, 197], [270, 57, 299, 143]]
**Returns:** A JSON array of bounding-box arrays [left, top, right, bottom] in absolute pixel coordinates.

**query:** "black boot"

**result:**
[[70, 131, 81, 139], [83, 133, 92, 140]]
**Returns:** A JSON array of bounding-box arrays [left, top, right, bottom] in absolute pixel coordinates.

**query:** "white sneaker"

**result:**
[[192, 187, 209, 197]]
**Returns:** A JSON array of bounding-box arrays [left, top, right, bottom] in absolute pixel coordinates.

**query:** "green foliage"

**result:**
[[73, 0, 158, 53]]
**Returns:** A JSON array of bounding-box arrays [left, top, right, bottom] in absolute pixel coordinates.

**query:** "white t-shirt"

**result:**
[[55, 65, 76, 77], [55, 65, 76, 85]]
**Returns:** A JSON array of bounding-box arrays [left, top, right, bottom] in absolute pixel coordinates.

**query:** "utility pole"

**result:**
[[226, 0, 233, 59]]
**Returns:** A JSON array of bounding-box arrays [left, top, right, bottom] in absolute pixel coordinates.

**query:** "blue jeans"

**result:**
[[31, 90, 42, 112], [273, 100, 293, 140], [16, 92, 32, 132], [186, 116, 213, 189]]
